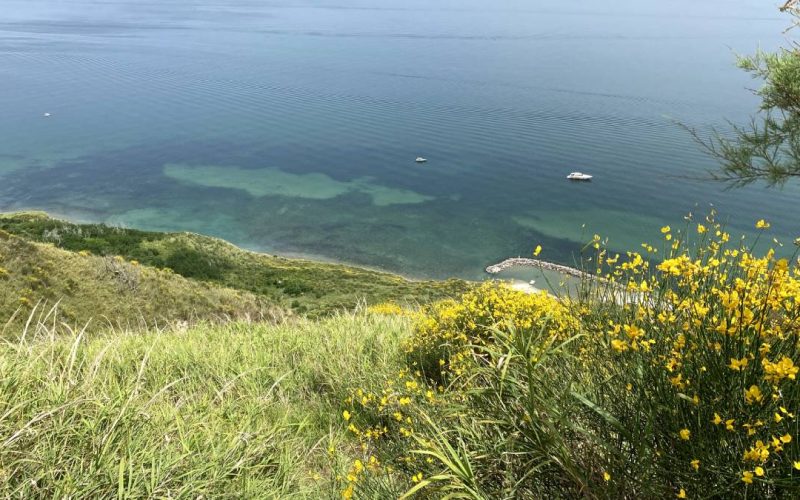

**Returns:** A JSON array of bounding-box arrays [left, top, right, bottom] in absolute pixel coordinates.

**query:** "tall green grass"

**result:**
[[0, 308, 410, 498]]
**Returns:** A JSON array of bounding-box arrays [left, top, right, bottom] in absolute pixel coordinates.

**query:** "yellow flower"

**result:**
[[756, 219, 771, 229], [603, 471, 611, 482], [775, 413, 783, 423], [744, 385, 763, 405], [368, 302, 406, 315], [661, 226, 671, 234], [725, 419, 736, 431], [533, 245, 542, 257], [762, 356, 798, 383], [728, 357, 748, 371], [677, 488, 687, 499], [712, 413, 722, 425], [690, 459, 700, 471], [741, 471, 754, 484], [342, 483, 354, 499], [670, 373, 686, 389], [697, 224, 707, 234], [679, 428, 691, 440], [780, 434, 792, 444], [611, 339, 628, 353], [743, 440, 770, 463], [342, 410, 351, 421], [794, 461, 800, 470], [754, 466, 764, 477], [624, 324, 644, 341]]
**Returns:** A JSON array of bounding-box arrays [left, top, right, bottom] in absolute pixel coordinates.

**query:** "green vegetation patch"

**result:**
[[0, 212, 470, 317], [0, 228, 274, 332]]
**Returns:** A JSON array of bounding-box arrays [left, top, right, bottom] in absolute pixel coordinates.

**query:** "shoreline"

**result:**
[[0, 208, 466, 284], [4, 209, 584, 289]]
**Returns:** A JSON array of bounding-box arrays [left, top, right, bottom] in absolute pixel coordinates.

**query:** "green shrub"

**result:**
[[164, 246, 226, 280], [338, 218, 800, 499]]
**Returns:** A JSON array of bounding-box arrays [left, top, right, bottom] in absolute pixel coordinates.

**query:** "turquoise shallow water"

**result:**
[[1, 0, 798, 279]]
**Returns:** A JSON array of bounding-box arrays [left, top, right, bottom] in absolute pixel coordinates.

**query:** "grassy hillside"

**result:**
[[1, 216, 798, 498], [0, 229, 276, 333], [0, 212, 470, 316], [0, 312, 408, 498]]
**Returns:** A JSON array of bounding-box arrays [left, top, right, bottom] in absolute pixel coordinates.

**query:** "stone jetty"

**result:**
[[485, 258, 594, 281], [486, 257, 646, 305]]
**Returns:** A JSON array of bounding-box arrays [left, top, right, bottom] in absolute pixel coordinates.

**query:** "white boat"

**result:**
[[566, 172, 592, 181], [415, 157, 427, 163], [43, 112, 51, 117]]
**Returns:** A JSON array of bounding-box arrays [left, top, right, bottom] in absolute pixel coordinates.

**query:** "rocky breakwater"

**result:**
[[485, 258, 595, 281]]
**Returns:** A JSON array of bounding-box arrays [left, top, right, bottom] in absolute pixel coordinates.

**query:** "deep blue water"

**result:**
[[1, 0, 798, 279]]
